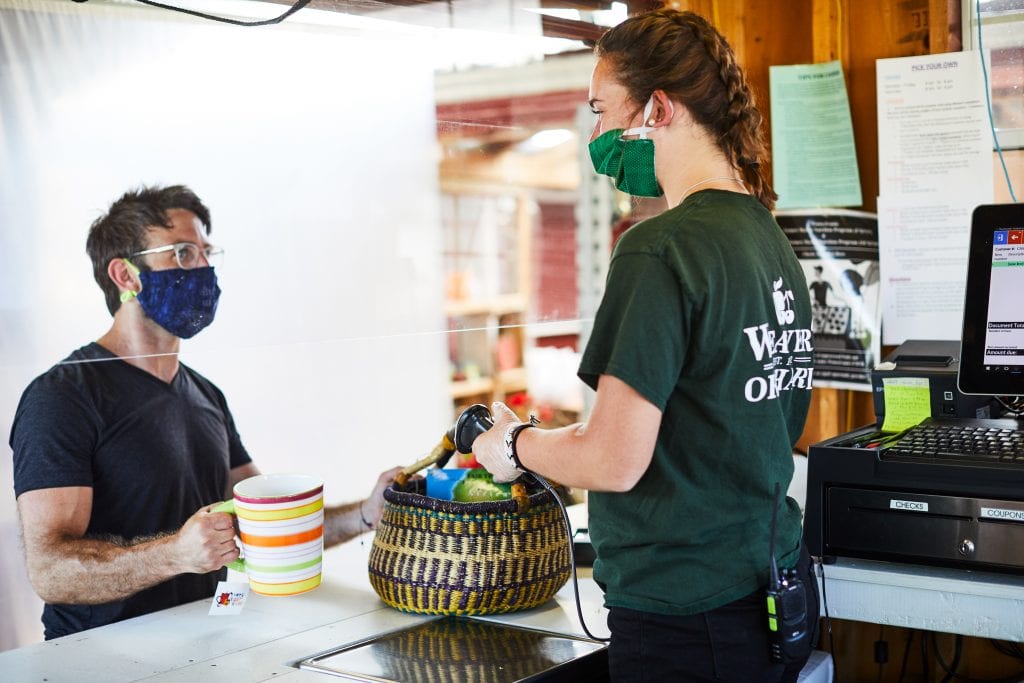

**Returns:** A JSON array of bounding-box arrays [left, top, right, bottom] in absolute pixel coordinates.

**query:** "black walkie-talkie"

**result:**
[[765, 482, 810, 664]]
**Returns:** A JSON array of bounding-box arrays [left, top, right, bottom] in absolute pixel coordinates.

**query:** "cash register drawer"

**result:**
[[826, 487, 1024, 571]]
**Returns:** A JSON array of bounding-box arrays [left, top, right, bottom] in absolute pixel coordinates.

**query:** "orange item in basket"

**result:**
[[453, 451, 481, 468]]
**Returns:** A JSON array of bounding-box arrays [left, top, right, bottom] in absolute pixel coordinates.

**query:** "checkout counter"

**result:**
[[0, 503, 842, 682], [8, 487, 1016, 681], [0, 506, 610, 682]]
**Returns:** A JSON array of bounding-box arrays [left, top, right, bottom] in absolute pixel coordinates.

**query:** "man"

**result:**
[[808, 265, 832, 308], [10, 185, 400, 639]]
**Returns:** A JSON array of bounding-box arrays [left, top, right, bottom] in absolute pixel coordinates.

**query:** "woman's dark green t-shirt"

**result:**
[[578, 189, 813, 615]]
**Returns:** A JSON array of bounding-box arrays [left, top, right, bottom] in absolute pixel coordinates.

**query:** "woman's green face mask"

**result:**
[[587, 96, 663, 197]]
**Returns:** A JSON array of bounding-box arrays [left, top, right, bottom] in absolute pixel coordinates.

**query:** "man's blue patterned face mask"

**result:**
[[120, 259, 220, 339]]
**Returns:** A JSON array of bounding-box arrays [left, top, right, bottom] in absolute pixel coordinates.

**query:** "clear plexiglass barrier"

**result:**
[[0, 0, 643, 649]]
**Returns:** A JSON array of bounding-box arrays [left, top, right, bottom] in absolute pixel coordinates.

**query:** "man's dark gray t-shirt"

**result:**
[[11, 342, 251, 638]]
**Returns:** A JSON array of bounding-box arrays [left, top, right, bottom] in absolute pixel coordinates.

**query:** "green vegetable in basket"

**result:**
[[426, 467, 511, 502], [453, 468, 512, 502]]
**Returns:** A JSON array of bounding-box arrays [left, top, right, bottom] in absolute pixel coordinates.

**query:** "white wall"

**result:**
[[0, 0, 451, 649]]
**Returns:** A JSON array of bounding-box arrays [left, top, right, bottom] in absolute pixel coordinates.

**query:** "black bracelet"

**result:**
[[359, 501, 373, 530], [507, 422, 535, 470]]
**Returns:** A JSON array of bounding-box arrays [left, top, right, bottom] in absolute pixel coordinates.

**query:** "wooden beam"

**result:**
[[929, 0, 962, 53], [805, 0, 859, 442], [626, 0, 663, 14], [733, 0, 813, 194], [540, 14, 608, 43], [658, 0, 716, 20], [710, 0, 745, 67], [812, 0, 850, 65]]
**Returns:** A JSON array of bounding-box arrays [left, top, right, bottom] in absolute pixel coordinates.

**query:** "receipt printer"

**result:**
[[871, 340, 995, 421]]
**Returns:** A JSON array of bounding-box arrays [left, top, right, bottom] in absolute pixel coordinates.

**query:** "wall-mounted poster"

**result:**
[[769, 60, 862, 210], [776, 210, 881, 391], [875, 51, 993, 345]]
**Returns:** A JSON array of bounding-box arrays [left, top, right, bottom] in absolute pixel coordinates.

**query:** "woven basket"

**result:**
[[367, 478, 571, 616]]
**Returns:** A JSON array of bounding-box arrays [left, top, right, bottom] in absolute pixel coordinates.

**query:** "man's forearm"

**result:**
[[26, 533, 184, 605], [323, 501, 372, 547]]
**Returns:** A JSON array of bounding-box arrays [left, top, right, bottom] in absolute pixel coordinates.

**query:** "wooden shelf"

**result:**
[[444, 293, 527, 318], [449, 377, 495, 399], [449, 367, 528, 400], [497, 366, 528, 394], [444, 190, 532, 409]]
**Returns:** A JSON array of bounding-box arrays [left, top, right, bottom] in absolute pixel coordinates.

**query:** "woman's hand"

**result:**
[[472, 402, 525, 483]]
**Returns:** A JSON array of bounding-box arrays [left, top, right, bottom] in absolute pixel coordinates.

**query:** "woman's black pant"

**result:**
[[606, 545, 819, 682]]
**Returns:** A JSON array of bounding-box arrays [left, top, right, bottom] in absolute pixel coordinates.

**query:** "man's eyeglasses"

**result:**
[[131, 242, 224, 270]]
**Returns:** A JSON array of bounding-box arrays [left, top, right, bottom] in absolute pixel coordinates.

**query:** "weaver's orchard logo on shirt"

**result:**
[[741, 277, 814, 403]]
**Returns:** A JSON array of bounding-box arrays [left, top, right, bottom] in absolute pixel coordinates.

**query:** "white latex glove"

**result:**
[[472, 402, 526, 484]]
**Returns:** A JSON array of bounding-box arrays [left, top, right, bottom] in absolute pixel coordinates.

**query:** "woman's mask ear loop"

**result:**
[[625, 96, 659, 140], [641, 97, 655, 139], [119, 258, 141, 303]]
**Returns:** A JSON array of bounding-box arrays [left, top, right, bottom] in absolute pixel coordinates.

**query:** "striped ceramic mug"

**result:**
[[212, 474, 324, 596]]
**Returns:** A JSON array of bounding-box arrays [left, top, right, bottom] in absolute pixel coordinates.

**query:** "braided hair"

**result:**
[[595, 9, 777, 210]]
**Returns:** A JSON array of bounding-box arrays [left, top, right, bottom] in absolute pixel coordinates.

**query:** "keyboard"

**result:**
[[881, 417, 1024, 466]]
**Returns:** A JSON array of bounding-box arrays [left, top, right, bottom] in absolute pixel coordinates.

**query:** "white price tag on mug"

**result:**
[[208, 581, 250, 616]]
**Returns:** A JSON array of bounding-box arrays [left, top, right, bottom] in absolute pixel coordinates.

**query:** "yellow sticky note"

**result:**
[[881, 377, 931, 433]]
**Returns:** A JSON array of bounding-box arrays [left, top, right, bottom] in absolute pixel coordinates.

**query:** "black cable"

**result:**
[[991, 639, 1024, 661], [931, 667, 1024, 683], [897, 630, 914, 683], [927, 635, 1024, 683], [814, 557, 838, 681], [72, 0, 313, 27], [876, 624, 886, 683], [934, 632, 963, 683], [921, 629, 930, 682], [995, 396, 1024, 416], [526, 472, 610, 643], [768, 482, 781, 589], [991, 639, 1015, 658]]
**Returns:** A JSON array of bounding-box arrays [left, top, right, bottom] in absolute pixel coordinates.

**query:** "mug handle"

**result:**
[[210, 499, 245, 573]]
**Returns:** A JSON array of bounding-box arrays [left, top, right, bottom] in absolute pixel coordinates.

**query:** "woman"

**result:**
[[473, 9, 819, 682]]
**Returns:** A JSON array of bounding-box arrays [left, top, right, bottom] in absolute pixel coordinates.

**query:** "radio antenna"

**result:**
[[769, 482, 781, 589]]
